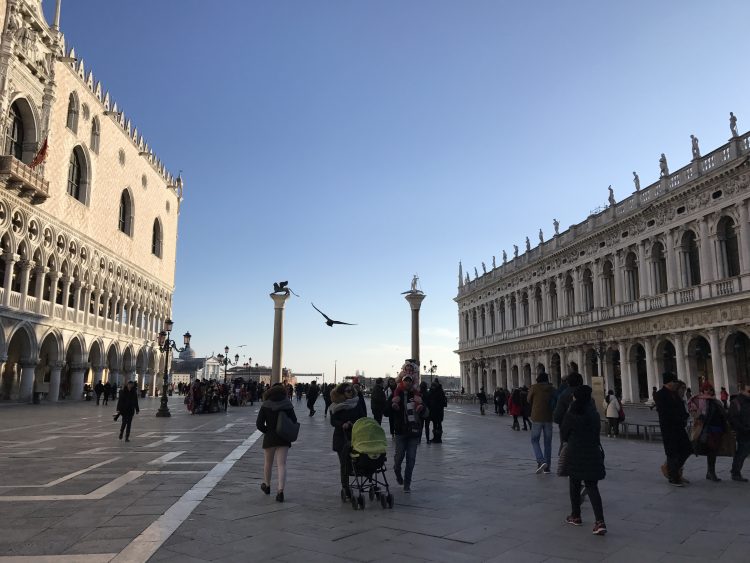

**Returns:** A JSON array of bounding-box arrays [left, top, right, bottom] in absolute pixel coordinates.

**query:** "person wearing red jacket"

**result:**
[[509, 388, 523, 431]]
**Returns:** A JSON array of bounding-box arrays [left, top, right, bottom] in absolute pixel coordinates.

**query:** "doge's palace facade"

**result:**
[[0, 0, 181, 401], [457, 120, 750, 403]]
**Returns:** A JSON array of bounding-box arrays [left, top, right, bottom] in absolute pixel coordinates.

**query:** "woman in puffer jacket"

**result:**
[[603, 390, 621, 437], [330, 382, 367, 499]]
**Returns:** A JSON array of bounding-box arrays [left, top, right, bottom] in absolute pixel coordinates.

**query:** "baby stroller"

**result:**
[[342, 417, 394, 510]]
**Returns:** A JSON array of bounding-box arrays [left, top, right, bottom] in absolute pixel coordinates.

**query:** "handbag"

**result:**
[[275, 410, 300, 443], [557, 442, 569, 477]]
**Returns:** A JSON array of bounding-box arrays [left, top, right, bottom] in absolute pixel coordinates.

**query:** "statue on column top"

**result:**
[[632, 171, 640, 191], [410, 274, 419, 292], [608, 185, 615, 207], [659, 153, 669, 178], [553, 218, 560, 236], [525, 237, 530, 252], [690, 134, 700, 160], [730, 112, 738, 138]]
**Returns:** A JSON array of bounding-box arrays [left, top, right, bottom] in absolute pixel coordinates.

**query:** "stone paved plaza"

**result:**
[[0, 398, 748, 562]]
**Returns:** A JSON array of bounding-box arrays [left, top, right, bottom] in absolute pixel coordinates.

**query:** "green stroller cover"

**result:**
[[351, 417, 387, 458]]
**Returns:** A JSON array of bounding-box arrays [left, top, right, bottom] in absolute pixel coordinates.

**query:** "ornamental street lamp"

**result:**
[[427, 359, 438, 384], [155, 319, 191, 418], [217, 345, 239, 384]]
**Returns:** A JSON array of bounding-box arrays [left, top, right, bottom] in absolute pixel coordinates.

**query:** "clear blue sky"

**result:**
[[46, 0, 750, 381]]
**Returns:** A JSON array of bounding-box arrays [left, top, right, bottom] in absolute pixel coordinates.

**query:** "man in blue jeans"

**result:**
[[527, 365, 556, 474]]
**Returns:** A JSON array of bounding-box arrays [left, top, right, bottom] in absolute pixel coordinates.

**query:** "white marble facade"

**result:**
[[0, 1, 181, 401], [457, 125, 750, 402]]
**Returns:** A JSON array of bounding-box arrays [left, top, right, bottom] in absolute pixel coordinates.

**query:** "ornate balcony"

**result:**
[[0, 155, 49, 204]]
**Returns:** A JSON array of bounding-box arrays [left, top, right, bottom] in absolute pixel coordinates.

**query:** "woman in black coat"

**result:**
[[329, 382, 367, 499], [428, 380, 447, 443], [561, 385, 607, 535], [115, 381, 139, 441], [256, 383, 297, 502]]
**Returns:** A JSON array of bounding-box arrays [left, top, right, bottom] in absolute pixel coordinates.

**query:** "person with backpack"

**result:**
[[386, 362, 429, 493], [256, 383, 298, 502], [306, 380, 319, 416], [527, 365, 556, 474]]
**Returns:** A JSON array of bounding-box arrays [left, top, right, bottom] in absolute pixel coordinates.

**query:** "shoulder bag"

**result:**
[[276, 410, 300, 443]]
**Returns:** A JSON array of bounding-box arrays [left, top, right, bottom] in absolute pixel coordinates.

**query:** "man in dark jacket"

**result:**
[[115, 381, 139, 441], [370, 378, 387, 425], [306, 380, 319, 416], [528, 367, 556, 474], [655, 373, 692, 486], [729, 384, 750, 482], [554, 371, 583, 425], [94, 381, 104, 405], [428, 379, 447, 443]]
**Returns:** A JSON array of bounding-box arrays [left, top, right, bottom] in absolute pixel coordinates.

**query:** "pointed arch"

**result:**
[[66, 92, 80, 133], [67, 145, 91, 204], [90, 116, 100, 154], [5, 97, 39, 164], [151, 218, 163, 258], [118, 188, 134, 236]]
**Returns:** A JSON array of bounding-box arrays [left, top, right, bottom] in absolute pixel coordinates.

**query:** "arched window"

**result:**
[[90, 117, 100, 153], [67, 149, 82, 201], [66, 93, 79, 133], [717, 217, 740, 278], [602, 260, 615, 306], [651, 242, 668, 293], [625, 252, 640, 301], [582, 268, 594, 311], [152, 219, 163, 257], [118, 189, 134, 236], [5, 102, 24, 161], [682, 230, 701, 287], [549, 280, 558, 320]]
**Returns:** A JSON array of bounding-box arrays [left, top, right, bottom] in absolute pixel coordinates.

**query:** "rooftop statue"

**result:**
[[513, 245, 519, 259], [474, 267, 478, 279], [730, 112, 739, 138], [632, 171, 640, 191], [553, 218, 560, 236], [691, 134, 700, 159], [525, 237, 531, 252], [492, 256, 496, 269], [608, 185, 615, 207], [659, 153, 669, 178], [538, 228, 544, 243], [502, 250, 507, 263], [481, 262, 487, 275]]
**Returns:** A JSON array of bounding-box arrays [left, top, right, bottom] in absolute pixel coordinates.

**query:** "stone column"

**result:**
[[699, 217, 714, 283], [270, 292, 291, 384], [47, 271, 60, 316], [93, 365, 104, 385], [708, 328, 725, 391], [665, 230, 678, 291], [70, 364, 86, 400], [573, 268, 582, 313], [638, 240, 649, 297], [404, 291, 426, 366], [19, 360, 37, 402], [34, 267, 48, 313], [738, 201, 750, 274], [19, 262, 34, 310], [618, 342, 636, 403], [592, 261, 602, 309], [110, 370, 121, 389], [643, 338, 658, 400], [47, 361, 63, 402], [614, 252, 624, 304], [603, 352, 614, 393], [673, 333, 693, 391], [2, 253, 18, 306], [60, 276, 71, 319]]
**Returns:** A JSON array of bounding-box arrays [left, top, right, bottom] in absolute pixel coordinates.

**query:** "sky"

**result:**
[[44, 0, 750, 381]]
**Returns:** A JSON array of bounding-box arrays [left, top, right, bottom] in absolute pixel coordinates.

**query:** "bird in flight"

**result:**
[[312, 303, 357, 327]]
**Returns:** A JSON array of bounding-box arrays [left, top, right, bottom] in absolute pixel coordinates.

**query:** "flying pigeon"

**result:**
[[311, 303, 357, 327]]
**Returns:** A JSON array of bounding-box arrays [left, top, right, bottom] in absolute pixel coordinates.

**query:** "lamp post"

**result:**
[[427, 359, 438, 384], [155, 319, 191, 418], [217, 345, 239, 384]]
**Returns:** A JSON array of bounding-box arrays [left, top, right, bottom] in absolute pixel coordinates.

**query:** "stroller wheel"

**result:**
[[380, 494, 387, 509], [386, 493, 394, 509], [350, 495, 358, 510], [358, 495, 365, 509]]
